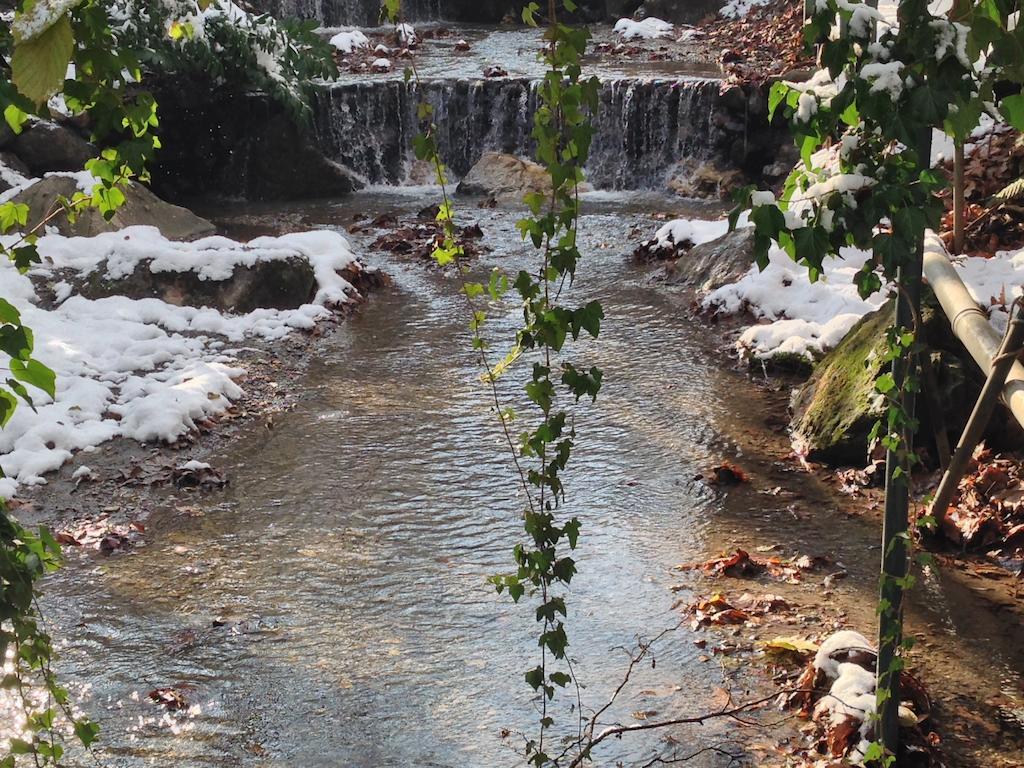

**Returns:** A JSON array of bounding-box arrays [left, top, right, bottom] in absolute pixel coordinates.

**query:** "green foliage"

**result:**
[[732, 0, 1024, 761], [0, 0, 173, 761], [393, 1, 602, 763], [108, 0, 338, 119]]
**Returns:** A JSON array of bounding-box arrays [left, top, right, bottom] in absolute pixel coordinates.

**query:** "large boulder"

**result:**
[[790, 303, 891, 465], [660, 227, 755, 293], [11, 176, 216, 241], [149, 87, 362, 202], [78, 256, 318, 313], [790, 296, 981, 465], [7, 120, 95, 175], [456, 152, 552, 200]]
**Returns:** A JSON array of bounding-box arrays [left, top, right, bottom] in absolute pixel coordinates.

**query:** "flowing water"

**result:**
[[310, 26, 734, 189], [26, 190, 1024, 767], [37, 192, 791, 767]]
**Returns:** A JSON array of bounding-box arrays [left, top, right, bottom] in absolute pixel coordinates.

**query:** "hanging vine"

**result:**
[[382, 1, 601, 764]]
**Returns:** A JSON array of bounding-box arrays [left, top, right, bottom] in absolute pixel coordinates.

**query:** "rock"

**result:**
[[0, 121, 14, 150], [640, 0, 725, 24], [791, 294, 982, 465], [660, 228, 755, 293], [11, 176, 216, 241], [0, 152, 31, 193], [666, 158, 745, 199], [8, 120, 95, 175], [78, 255, 318, 314], [790, 303, 892, 465], [456, 152, 552, 200]]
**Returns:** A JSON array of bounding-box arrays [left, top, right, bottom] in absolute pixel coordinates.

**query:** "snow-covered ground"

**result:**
[[0, 225, 366, 498], [656, 218, 1024, 361]]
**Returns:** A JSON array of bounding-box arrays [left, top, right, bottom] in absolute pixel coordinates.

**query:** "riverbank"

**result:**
[[636, 214, 1024, 765]]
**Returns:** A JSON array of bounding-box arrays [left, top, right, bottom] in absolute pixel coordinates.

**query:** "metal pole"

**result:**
[[930, 301, 1024, 525], [876, 128, 932, 760]]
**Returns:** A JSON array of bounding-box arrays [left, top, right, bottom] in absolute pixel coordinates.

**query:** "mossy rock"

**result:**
[[790, 291, 982, 466], [790, 301, 893, 464]]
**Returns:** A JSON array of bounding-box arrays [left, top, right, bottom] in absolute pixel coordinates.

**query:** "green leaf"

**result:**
[[11, 13, 75, 106], [381, 0, 400, 23], [876, 372, 897, 394], [1001, 93, 1024, 130], [0, 389, 18, 427], [0, 203, 30, 233], [10, 358, 55, 398], [768, 81, 789, 120]]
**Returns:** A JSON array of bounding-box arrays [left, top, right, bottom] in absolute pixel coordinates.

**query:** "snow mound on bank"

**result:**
[[0, 226, 365, 497], [685, 221, 1024, 361], [720, 0, 771, 19], [613, 17, 674, 40], [704, 245, 884, 359]]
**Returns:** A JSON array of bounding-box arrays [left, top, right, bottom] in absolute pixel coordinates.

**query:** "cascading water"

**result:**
[[312, 77, 724, 190], [259, 0, 443, 25]]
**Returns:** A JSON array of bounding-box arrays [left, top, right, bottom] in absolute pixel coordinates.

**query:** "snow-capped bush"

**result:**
[[109, 0, 337, 116]]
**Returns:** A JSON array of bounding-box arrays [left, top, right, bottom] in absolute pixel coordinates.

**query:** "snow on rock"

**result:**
[[71, 465, 94, 480], [396, 22, 417, 46], [720, 0, 771, 19], [809, 630, 886, 764], [814, 629, 874, 678], [700, 212, 1024, 361], [0, 156, 31, 191], [0, 226, 365, 496], [613, 17, 674, 40], [704, 244, 885, 359], [329, 28, 369, 53], [651, 218, 731, 251], [177, 460, 211, 471]]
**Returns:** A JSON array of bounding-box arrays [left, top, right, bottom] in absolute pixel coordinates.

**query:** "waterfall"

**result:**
[[312, 77, 724, 191], [256, 0, 444, 26]]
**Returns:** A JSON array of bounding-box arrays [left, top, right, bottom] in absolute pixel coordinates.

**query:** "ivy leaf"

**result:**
[[9, 358, 56, 398], [11, 13, 75, 106], [0, 389, 18, 428], [768, 81, 789, 120], [1000, 93, 1024, 131], [0, 203, 30, 233]]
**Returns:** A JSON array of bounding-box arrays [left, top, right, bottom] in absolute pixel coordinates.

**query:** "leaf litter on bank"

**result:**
[[675, 548, 833, 583]]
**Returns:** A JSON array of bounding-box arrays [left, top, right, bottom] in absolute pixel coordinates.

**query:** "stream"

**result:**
[[34, 190, 1024, 767], [14, 15, 1024, 768], [42, 192, 776, 767]]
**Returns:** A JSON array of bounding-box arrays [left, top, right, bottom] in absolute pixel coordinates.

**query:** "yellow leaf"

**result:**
[[763, 637, 819, 656], [11, 13, 73, 106]]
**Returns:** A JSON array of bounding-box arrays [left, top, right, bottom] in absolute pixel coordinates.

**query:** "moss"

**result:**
[[749, 351, 815, 378], [790, 301, 894, 464]]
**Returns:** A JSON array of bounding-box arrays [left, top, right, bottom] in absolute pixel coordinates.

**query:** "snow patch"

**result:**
[[0, 226, 366, 496], [720, 0, 771, 19], [613, 17, 674, 40], [330, 28, 369, 53]]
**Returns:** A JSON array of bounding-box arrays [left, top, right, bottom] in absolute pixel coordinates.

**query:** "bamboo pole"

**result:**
[[929, 304, 1024, 526], [922, 232, 1024, 429]]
